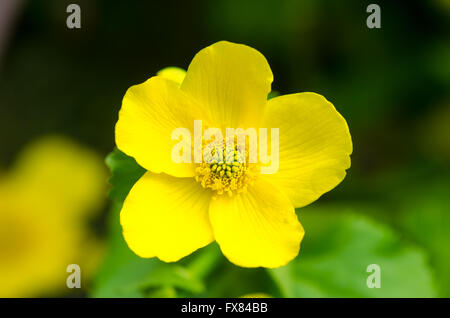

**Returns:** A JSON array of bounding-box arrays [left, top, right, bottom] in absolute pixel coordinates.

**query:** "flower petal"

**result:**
[[120, 172, 213, 262], [156, 67, 186, 86], [181, 41, 273, 128], [116, 76, 207, 177], [262, 92, 352, 208], [209, 177, 304, 268]]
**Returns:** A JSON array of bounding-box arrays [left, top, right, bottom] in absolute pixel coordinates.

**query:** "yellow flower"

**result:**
[[0, 136, 106, 297], [116, 41, 352, 268]]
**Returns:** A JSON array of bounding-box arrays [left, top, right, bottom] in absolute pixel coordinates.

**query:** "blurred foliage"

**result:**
[[104, 149, 145, 204], [393, 180, 450, 296]]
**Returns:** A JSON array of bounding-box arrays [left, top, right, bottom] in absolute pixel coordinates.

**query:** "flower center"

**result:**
[[195, 141, 256, 196]]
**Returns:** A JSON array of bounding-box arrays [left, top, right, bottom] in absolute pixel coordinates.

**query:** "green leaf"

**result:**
[[134, 265, 205, 294], [90, 201, 156, 297], [267, 90, 280, 100], [146, 286, 177, 298], [91, 257, 160, 297], [205, 265, 281, 298], [269, 208, 437, 297], [105, 148, 145, 202]]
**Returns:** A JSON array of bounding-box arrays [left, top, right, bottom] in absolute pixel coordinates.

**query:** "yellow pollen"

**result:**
[[194, 141, 256, 197]]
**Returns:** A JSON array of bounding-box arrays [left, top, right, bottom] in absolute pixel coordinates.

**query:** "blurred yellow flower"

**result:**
[[116, 41, 352, 268], [0, 136, 106, 297]]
